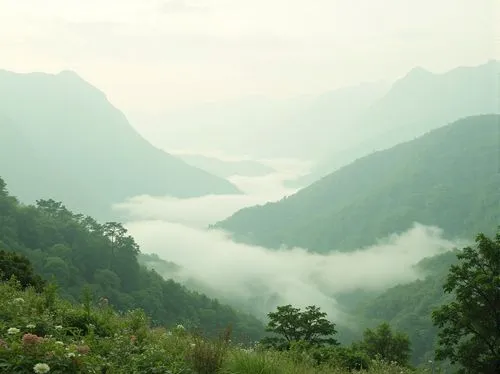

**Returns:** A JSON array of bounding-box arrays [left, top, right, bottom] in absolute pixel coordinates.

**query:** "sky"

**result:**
[[1, 0, 497, 116]]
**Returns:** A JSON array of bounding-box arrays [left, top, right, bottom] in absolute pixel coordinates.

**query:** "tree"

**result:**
[[432, 230, 500, 374], [0, 250, 45, 292], [261, 304, 338, 350], [358, 322, 411, 366]]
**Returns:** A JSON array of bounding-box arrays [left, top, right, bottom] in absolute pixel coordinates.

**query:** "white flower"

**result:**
[[33, 363, 50, 373], [176, 324, 185, 330], [191, 343, 196, 347], [54, 325, 63, 330], [66, 352, 76, 358], [7, 327, 20, 335], [26, 324, 36, 329], [13, 298, 24, 303], [55, 341, 64, 345]]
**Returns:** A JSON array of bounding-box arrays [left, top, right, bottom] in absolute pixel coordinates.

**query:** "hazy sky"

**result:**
[[1, 0, 497, 114]]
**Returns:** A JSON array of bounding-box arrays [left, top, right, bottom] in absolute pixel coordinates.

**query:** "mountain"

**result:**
[[0, 176, 264, 341], [0, 70, 240, 220], [137, 81, 388, 160], [176, 154, 275, 178], [291, 60, 500, 187], [213, 114, 500, 253]]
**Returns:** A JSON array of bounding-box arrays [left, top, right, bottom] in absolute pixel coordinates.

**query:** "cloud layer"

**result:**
[[116, 167, 461, 323]]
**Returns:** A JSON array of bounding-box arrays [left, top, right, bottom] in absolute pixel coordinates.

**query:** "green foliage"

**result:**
[[432, 230, 500, 373], [0, 250, 45, 292], [215, 114, 500, 253], [261, 305, 338, 351], [189, 326, 232, 374], [0, 281, 421, 373], [358, 322, 411, 366], [0, 178, 264, 343]]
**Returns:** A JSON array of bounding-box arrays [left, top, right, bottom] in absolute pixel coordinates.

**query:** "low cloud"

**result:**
[[126, 220, 458, 322], [115, 165, 460, 324], [114, 169, 301, 228]]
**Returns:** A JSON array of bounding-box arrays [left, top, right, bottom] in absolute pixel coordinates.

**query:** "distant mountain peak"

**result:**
[[402, 66, 433, 80], [57, 69, 83, 79]]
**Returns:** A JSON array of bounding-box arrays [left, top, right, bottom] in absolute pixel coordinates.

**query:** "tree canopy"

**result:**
[[261, 304, 338, 350], [432, 229, 500, 373], [358, 322, 411, 366]]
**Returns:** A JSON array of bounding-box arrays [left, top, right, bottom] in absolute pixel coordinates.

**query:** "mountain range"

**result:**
[[291, 60, 500, 187]]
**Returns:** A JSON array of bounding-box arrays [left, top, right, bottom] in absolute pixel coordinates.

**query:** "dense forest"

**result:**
[[0, 69, 240, 221], [215, 114, 500, 253], [0, 177, 264, 342]]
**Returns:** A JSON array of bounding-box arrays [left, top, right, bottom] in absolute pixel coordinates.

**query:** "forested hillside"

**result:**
[[352, 250, 460, 366], [0, 177, 264, 341], [0, 69, 240, 221], [214, 114, 500, 253]]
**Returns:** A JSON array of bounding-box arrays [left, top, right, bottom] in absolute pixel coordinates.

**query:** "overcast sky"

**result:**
[[0, 0, 497, 114]]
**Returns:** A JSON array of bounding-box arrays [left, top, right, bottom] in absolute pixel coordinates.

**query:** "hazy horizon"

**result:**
[[2, 0, 496, 117]]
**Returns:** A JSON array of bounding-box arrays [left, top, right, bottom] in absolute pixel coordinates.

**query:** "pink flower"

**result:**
[[22, 333, 43, 345]]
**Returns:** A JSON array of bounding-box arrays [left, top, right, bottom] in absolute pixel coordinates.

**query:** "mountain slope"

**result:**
[[0, 70, 240, 220], [0, 176, 264, 341], [354, 250, 460, 366], [214, 114, 500, 253], [292, 60, 500, 187]]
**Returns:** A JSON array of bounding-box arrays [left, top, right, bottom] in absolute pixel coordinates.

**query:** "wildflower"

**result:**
[[190, 343, 196, 348], [54, 325, 63, 330], [175, 324, 185, 330], [23, 333, 43, 345], [55, 341, 64, 346], [66, 352, 76, 358], [7, 327, 20, 335], [26, 324, 36, 329], [13, 298, 24, 303], [33, 363, 50, 373]]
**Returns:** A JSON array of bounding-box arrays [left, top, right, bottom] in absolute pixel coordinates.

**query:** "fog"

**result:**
[[115, 161, 460, 323]]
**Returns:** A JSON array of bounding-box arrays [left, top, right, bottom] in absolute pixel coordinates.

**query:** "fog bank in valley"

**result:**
[[115, 160, 462, 323]]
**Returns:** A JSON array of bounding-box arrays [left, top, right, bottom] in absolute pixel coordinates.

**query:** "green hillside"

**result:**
[[0, 70, 240, 221], [0, 177, 263, 342], [352, 250, 460, 366], [214, 114, 500, 253]]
